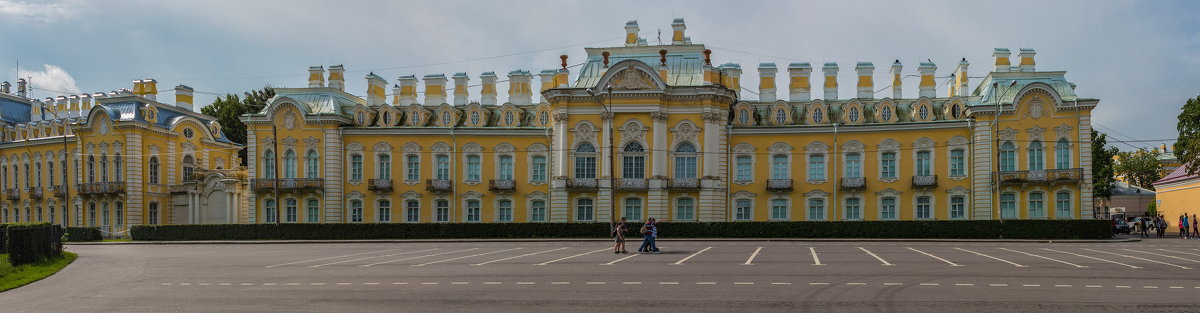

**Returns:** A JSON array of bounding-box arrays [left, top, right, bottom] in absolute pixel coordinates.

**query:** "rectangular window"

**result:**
[[845, 198, 861, 220], [49, 206, 55, 224], [436, 155, 450, 180], [285, 199, 298, 223], [624, 198, 642, 221], [770, 198, 788, 220], [497, 200, 513, 222], [530, 200, 547, 222], [307, 199, 319, 223], [623, 155, 645, 178], [845, 153, 861, 178], [378, 155, 391, 180], [1055, 192, 1072, 219], [499, 156, 514, 180], [771, 155, 789, 179], [1029, 143, 1045, 171], [306, 152, 319, 178], [377, 200, 391, 222], [435, 200, 449, 222], [1029, 192, 1045, 218], [264, 200, 276, 223], [808, 199, 825, 220], [1000, 143, 1016, 172], [405, 200, 420, 222], [950, 196, 966, 220], [674, 155, 697, 179], [531, 156, 547, 182], [916, 196, 932, 219], [48, 162, 53, 186], [881, 152, 896, 179], [148, 202, 159, 225], [350, 155, 363, 181], [736, 156, 753, 181], [466, 200, 480, 222], [1000, 193, 1017, 219], [406, 155, 420, 181], [735, 199, 752, 221], [467, 155, 481, 182], [807, 155, 824, 181], [576, 198, 594, 221], [881, 197, 897, 220], [916, 151, 932, 176], [1055, 141, 1071, 169], [675, 198, 695, 221], [350, 200, 363, 223], [950, 149, 965, 177], [575, 155, 596, 179]]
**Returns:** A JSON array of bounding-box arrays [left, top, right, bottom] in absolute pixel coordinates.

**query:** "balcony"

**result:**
[[996, 169, 1083, 186], [26, 186, 43, 199], [911, 175, 938, 188], [426, 179, 453, 193], [4, 188, 19, 200], [615, 178, 648, 191], [840, 177, 866, 191], [251, 178, 324, 192], [368, 179, 394, 192], [49, 185, 66, 197], [77, 181, 126, 195], [766, 179, 793, 192], [566, 178, 598, 191], [668, 178, 700, 190], [489, 179, 516, 192], [1047, 168, 1084, 184], [168, 184, 194, 194]]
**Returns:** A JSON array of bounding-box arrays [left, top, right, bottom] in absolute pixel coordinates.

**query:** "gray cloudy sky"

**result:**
[[0, 0, 1196, 150]]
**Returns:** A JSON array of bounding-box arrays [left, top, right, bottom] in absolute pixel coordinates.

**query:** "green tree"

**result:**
[[1091, 130, 1118, 200], [1146, 201, 1158, 217], [1174, 95, 1200, 174], [1115, 149, 1163, 191], [200, 86, 275, 166]]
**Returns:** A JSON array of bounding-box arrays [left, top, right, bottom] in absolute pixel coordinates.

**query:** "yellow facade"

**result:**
[[1153, 166, 1200, 221]]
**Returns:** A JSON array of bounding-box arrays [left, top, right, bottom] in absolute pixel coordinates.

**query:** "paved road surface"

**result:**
[[4, 239, 1200, 312]]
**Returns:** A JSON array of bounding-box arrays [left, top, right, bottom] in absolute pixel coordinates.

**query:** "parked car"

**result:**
[[1113, 218, 1131, 234]]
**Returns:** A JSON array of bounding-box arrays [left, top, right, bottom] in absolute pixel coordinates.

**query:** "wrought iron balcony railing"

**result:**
[[840, 177, 866, 191], [489, 179, 516, 192], [77, 181, 126, 195], [251, 178, 324, 192], [766, 179, 793, 192], [911, 175, 938, 188], [995, 168, 1083, 186], [566, 178, 598, 190], [26, 186, 43, 199], [49, 185, 66, 197], [368, 179, 394, 191], [168, 184, 193, 194], [615, 178, 648, 191], [668, 178, 700, 190], [426, 179, 453, 193]]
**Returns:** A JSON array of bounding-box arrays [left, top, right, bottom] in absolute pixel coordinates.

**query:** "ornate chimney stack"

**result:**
[[480, 72, 498, 106], [918, 61, 937, 98], [308, 65, 325, 87], [175, 85, 195, 111], [423, 74, 448, 105], [757, 62, 777, 102], [397, 75, 418, 106], [671, 18, 687, 44], [365, 73, 387, 106], [993, 48, 1011, 72], [822, 62, 839, 100], [855, 62, 874, 99], [328, 65, 345, 91], [452, 72, 470, 105], [507, 70, 533, 106], [890, 60, 903, 99], [787, 63, 812, 102]]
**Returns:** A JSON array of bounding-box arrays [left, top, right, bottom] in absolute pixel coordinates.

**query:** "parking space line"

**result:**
[[671, 247, 713, 265], [536, 248, 610, 265], [955, 283, 974, 286], [1123, 249, 1200, 264], [311, 249, 439, 267], [472, 247, 568, 266], [265, 248, 401, 268], [955, 247, 1025, 267], [1159, 249, 1200, 258], [413, 248, 524, 266], [743, 247, 763, 265], [858, 247, 893, 266], [809, 247, 824, 266], [1082, 248, 1191, 270], [360, 248, 480, 267], [1041, 248, 1140, 269], [907, 247, 961, 266], [602, 253, 639, 265], [998, 248, 1087, 268]]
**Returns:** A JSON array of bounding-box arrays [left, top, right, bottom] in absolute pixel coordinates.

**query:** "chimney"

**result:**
[[16, 78, 26, 98], [538, 70, 556, 94], [397, 75, 418, 105], [757, 62, 777, 102], [671, 18, 686, 45], [308, 66, 325, 87], [702, 50, 714, 85], [855, 62, 874, 99], [65, 95, 77, 113], [956, 58, 969, 97], [555, 55, 569, 88], [175, 85, 194, 111], [658, 50, 669, 82], [787, 62, 812, 102], [993, 48, 1011, 72], [890, 60, 903, 99], [1018, 48, 1036, 72], [0, 81, 8, 94], [918, 61, 937, 98], [507, 70, 533, 106], [719, 63, 742, 99], [822, 62, 839, 100], [480, 72, 498, 105], [423, 74, 448, 105], [365, 73, 387, 106], [74, 94, 90, 118], [946, 74, 957, 98], [132, 79, 144, 97], [452, 72, 469, 105], [328, 65, 345, 91], [624, 20, 640, 47], [143, 79, 158, 101], [52, 96, 67, 120]]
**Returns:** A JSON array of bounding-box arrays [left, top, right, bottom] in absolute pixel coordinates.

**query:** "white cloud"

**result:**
[[0, 0, 74, 22], [17, 64, 81, 97]]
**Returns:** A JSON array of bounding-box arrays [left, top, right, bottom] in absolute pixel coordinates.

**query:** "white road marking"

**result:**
[[1082, 248, 1191, 270], [772, 282, 793, 285], [285, 283, 299, 286], [859, 247, 893, 266], [265, 248, 401, 268], [809, 282, 830, 285], [1085, 285, 1102, 288], [1122, 249, 1200, 264], [809, 247, 824, 266], [586, 282, 606, 285], [483, 282, 502, 285], [919, 283, 939, 286], [240, 283, 254, 286], [161, 283, 173, 286], [734, 282, 754, 285], [421, 282, 438, 285], [311, 249, 439, 267], [955, 283, 974, 286], [1115, 285, 1131, 288], [179, 283, 191, 286], [392, 282, 408, 285], [622, 282, 642, 285], [451, 282, 468, 285], [1159, 249, 1200, 258], [198, 283, 211, 286], [413, 248, 524, 266], [884, 283, 903, 286], [360, 248, 481, 267], [697, 282, 717, 285], [536, 248, 610, 265], [1041, 248, 1140, 269], [671, 247, 714, 265], [551, 282, 570, 285], [660, 282, 680, 285], [364, 283, 380, 285], [989, 284, 1008, 287], [955, 247, 1025, 267], [516, 282, 535, 285], [1143, 286, 1158, 289], [602, 253, 639, 265], [847, 282, 867, 286], [999, 248, 1087, 268], [1170, 286, 1184, 289], [473, 247, 569, 266], [1022, 284, 1040, 287], [743, 247, 763, 265], [1055, 285, 1072, 287], [907, 247, 962, 266], [218, 283, 231, 286]]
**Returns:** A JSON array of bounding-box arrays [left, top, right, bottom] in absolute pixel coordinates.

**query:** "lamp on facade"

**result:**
[[585, 87, 615, 230]]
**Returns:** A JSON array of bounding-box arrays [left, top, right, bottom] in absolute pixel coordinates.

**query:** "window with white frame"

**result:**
[[116, 202, 124, 227], [36, 207, 42, 222], [1055, 139, 1071, 169], [950, 149, 965, 177], [770, 198, 788, 220], [306, 150, 319, 178], [950, 195, 966, 220], [149, 157, 160, 184], [148, 202, 159, 225], [350, 200, 363, 223], [845, 197, 862, 220], [282, 151, 296, 179], [61, 159, 67, 184], [406, 155, 420, 181], [531, 156, 547, 183], [736, 155, 752, 182], [574, 143, 596, 179], [1000, 142, 1016, 172], [1028, 140, 1044, 171], [285, 198, 298, 223], [881, 197, 897, 220], [378, 154, 391, 180], [624, 197, 642, 221], [405, 200, 419, 222], [881, 152, 896, 179], [576, 198, 594, 221], [306, 199, 319, 223], [916, 151, 932, 176], [771, 154, 788, 179], [675, 197, 695, 221], [1055, 191, 1071, 219], [622, 142, 645, 179], [264, 199, 276, 223], [808, 198, 825, 220], [530, 200, 546, 222], [349, 154, 363, 181], [435, 155, 450, 180], [735, 199, 752, 221], [466, 155, 481, 182], [807, 154, 825, 181], [1000, 193, 1017, 219], [845, 153, 861, 178], [915, 196, 932, 219], [36, 162, 42, 186], [497, 199, 513, 222], [498, 155, 514, 180], [87, 156, 94, 183], [465, 200, 480, 222], [674, 143, 698, 179], [435, 199, 449, 222], [377, 199, 391, 222], [48, 206, 55, 224], [1028, 192, 1045, 218], [114, 154, 122, 181]]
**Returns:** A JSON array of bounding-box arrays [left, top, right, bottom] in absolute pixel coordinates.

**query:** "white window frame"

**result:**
[[1055, 139, 1072, 169], [1000, 192, 1019, 219], [1054, 189, 1073, 219], [496, 198, 513, 222], [377, 199, 391, 223], [528, 198, 547, 222], [769, 197, 790, 221], [880, 196, 898, 220], [735, 155, 753, 182], [1028, 191, 1046, 219], [734, 197, 754, 221], [674, 196, 696, 221], [573, 142, 597, 179], [306, 198, 320, 223], [575, 197, 594, 222], [914, 194, 934, 220], [623, 197, 643, 221], [672, 142, 698, 179], [1028, 140, 1045, 171], [844, 197, 862, 220], [284, 198, 298, 223]]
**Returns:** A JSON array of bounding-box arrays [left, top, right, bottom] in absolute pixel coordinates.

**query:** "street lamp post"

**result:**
[[39, 105, 71, 227], [586, 87, 616, 231], [992, 80, 1018, 218]]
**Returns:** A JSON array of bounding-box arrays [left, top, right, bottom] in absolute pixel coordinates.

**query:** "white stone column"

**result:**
[[601, 112, 614, 178], [553, 112, 569, 177], [702, 112, 719, 177], [651, 111, 668, 177], [971, 120, 995, 219]]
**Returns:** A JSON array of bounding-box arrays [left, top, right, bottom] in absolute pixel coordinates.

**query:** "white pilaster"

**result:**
[[651, 112, 667, 177]]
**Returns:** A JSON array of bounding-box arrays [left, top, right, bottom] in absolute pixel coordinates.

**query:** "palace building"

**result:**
[[0, 78, 245, 234], [244, 19, 1097, 224]]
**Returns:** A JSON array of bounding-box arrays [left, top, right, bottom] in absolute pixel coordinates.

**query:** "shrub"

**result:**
[[63, 227, 103, 242], [4, 223, 63, 266]]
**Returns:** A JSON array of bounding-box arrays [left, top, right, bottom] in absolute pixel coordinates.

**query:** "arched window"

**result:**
[[378, 154, 391, 180], [47, 161, 53, 186], [999, 142, 1016, 172], [263, 150, 276, 179], [350, 154, 362, 181], [812, 108, 824, 123], [1055, 191, 1072, 219], [498, 155, 513, 180], [574, 143, 596, 179], [305, 150, 319, 178], [469, 110, 480, 125], [673, 142, 697, 179], [504, 111, 514, 126], [350, 200, 363, 223], [34, 162, 42, 187], [848, 107, 859, 123], [771, 154, 789, 179], [149, 157, 160, 184], [466, 155, 481, 182], [87, 156, 95, 183], [538, 111, 549, 126], [263, 199, 276, 223], [182, 155, 195, 181], [1028, 140, 1044, 171], [1055, 139, 1071, 169], [739, 110, 749, 125], [435, 155, 449, 180], [100, 154, 108, 182], [1000, 193, 1017, 219], [377, 199, 391, 222], [285, 199, 298, 223], [283, 150, 297, 179], [114, 154, 122, 181], [774, 109, 786, 125], [622, 142, 645, 179], [918, 105, 930, 120]]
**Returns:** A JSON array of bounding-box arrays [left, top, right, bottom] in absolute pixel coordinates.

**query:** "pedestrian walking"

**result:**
[[613, 217, 628, 254], [638, 218, 660, 254], [1180, 215, 1189, 239], [1193, 214, 1198, 239], [1139, 217, 1150, 238], [1159, 215, 1168, 238]]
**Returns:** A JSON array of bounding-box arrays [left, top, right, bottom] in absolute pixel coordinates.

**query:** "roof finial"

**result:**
[[602, 51, 610, 67], [560, 55, 568, 69], [703, 49, 712, 66], [659, 49, 668, 66]]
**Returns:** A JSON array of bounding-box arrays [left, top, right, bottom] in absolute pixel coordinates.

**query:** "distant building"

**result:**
[[1153, 163, 1200, 221], [1093, 181, 1155, 218]]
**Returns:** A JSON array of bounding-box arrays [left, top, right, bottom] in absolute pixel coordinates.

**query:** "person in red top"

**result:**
[[638, 218, 660, 254]]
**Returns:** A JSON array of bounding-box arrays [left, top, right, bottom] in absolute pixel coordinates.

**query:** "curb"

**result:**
[[67, 237, 1141, 245]]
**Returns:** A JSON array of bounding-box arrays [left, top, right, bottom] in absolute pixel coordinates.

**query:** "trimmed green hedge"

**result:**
[[130, 220, 1112, 241], [4, 223, 63, 266], [64, 227, 102, 242]]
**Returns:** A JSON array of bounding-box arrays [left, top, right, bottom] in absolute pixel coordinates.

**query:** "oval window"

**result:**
[[504, 111, 514, 125], [848, 107, 859, 122], [881, 105, 892, 122], [918, 105, 930, 121], [813, 108, 823, 123]]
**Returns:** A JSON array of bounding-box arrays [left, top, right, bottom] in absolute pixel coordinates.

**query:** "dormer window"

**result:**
[[183, 128, 194, 139], [881, 105, 892, 122], [951, 103, 963, 119], [504, 111, 514, 126], [739, 111, 749, 125], [813, 109, 823, 124], [538, 111, 548, 126], [774, 110, 786, 125], [470, 111, 480, 125], [441, 111, 451, 125], [848, 107, 859, 123], [918, 105, 930, 120]]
